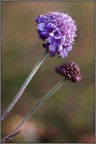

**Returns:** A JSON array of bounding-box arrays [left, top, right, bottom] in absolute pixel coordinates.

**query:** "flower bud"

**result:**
[[56, 61, 81, 82]]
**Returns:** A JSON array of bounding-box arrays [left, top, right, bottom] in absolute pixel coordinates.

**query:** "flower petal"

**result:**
[[41, 32, 48, 38], [49, 51, 56, 57], [37, 23, 46, 31], [58, 45, 63, 52], [54, 29, 61, 39], [49, 44, 56, 52], [47, 23, 56, 31], [58, 49, 68, 58], [66, 45, 72, 51], [49, 32, 54, 37], [47, 37, 54, 43]]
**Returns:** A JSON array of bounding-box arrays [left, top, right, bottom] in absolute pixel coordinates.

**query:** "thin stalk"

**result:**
[[1, 77, 67, 143], [1, 50, 48, 122]]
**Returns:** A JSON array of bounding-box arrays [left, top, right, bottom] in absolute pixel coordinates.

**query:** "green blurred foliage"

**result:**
[[1, 1, 94, 143]]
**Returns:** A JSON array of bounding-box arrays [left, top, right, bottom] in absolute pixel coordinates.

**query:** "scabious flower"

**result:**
[[35, 12, 77, 58], [56, 61, 81, 82]]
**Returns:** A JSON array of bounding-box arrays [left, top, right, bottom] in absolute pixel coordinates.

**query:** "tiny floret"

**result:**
[[56, 61, 81, 83], [35, 12, 77, 58]]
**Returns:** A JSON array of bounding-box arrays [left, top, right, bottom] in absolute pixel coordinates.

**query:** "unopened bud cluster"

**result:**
[[56, 61, 81, 82]]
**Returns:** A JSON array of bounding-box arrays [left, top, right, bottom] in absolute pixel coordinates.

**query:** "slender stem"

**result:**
[[1, 50, 48, 122], [1, 78, 67, 143]]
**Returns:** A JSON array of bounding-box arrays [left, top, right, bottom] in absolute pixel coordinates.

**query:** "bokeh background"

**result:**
[[1, 1, 94, 143]]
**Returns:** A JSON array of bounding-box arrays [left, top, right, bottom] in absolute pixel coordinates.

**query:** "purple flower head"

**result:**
[[56, 61, 81, 83], [35, 12, 77, 58]]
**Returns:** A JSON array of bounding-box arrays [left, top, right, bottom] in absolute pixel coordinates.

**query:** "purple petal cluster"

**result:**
[[35, 12, 77, 58], [56, 61, 81, 83]]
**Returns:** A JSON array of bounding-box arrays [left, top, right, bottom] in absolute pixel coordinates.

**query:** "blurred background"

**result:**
[[1, 1, 94, 143]]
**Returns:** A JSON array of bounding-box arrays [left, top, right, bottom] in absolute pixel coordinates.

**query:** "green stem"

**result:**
[[1, 50, 48, 122], [1, 77, 67, 143]]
